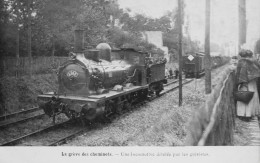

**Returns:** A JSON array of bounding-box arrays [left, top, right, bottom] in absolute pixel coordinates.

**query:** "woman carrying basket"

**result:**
[[235, 50, 260, 120]]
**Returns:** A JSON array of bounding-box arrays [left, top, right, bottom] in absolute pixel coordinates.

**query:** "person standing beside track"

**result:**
[[235, 50, 260, 120], [256, 53, 260, 101]]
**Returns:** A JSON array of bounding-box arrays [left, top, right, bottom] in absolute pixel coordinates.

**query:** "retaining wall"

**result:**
[[185, 66, 236, 145]]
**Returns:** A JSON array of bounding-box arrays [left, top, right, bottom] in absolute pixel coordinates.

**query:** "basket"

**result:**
[[234, 63, 254, 104], [234, 90, 254, 104]]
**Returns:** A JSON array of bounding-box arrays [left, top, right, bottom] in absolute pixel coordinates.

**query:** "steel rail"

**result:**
[[0, 107, 41, 121], [162, 79, 193, 94], [0, 120, 73, 146], [164, 78, 186, 87], [0, 79, 194, 146], [0, 78, 182, 122], [48, 129, 86, 146], [0, 113, 45, 129]]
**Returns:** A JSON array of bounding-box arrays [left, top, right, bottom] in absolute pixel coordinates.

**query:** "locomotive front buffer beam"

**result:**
[[37, 93, 105, 124]]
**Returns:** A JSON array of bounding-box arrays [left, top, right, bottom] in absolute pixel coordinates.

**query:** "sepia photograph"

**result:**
[[0, 0, 259, 162]]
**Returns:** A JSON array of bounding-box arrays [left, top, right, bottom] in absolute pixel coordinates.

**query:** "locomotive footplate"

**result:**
[[37, 85, 148, 121]]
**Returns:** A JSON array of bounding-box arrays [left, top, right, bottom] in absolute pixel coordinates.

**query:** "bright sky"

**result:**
[[118, 0, 260, 51]]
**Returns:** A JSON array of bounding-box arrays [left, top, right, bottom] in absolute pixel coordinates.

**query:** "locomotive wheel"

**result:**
[[101, 101, 115, 123], [124, 95, 132, 111], [142, 89, 148, 99], [195, 72, 199, 78], [104, 101, 114, 116], [156, 90, 161, 96], [116, 103, 124, 115], [124, 100, 132, 111], [138, 89, 148, 101], [64, 110, 77, 119], [80, 112, 91, 127], [158, 83, 164, 96], [115, 97, 126, 115]]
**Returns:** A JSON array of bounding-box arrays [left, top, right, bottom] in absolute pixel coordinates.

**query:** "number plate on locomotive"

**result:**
[[67, 70, 79, 78]]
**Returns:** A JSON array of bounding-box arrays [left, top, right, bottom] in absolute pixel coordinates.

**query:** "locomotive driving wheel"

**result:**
[[116, 97, 124, 115], [124, 94, 132, 111], [80, 112, 89, 126], [100, 100, 115, 123], [64, 109, 77, 119], [80, 107, 93, 126], [124, 100, 132, 111], [155, 90, 160, 96]]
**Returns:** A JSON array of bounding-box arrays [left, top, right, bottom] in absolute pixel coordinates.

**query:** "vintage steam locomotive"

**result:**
[[37, 30, 167, 123]]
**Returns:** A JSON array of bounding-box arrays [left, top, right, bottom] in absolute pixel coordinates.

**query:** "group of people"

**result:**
[[235, 49, 260, 120], [165, 68, 179, 79]]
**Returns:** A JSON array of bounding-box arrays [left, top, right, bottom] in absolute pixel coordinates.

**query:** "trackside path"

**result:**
[[247, 117, 260, 146]]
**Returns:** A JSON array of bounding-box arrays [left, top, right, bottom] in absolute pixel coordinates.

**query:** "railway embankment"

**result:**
[[185, 65, 236, 145], [0, 74, 58, 115], [185, 63, 260, 146]]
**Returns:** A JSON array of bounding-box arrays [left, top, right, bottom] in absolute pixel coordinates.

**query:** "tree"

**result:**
[[32, 0, 116, 55], [0, 0, 9, 76], [27, 0, 32, 76], [0, 0, 198, 63], [255, 39, 260, 54], [15, 0, 21, 77]]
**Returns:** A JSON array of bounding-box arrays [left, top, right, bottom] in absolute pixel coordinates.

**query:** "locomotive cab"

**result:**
[[112, 48, 148, 86]]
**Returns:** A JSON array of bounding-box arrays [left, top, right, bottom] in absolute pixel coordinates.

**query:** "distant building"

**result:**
[[142, 31, 169, 61]]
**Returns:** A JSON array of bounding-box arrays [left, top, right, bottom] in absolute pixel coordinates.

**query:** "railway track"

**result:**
[[0, 113, 45, 129], [0, 120, 75, 146], [0, 108, 45, 129], [0, 78, 193, 146], [163, 78, 192, 94], [0, 107, 41, 121], [164, 78, 182, 87], [0, 78, 180, 129], [49, 79, 194, 146]]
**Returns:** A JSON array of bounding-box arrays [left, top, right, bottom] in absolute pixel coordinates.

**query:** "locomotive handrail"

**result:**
[[123, 69, 137, 85], [127, 69, 137, 78]]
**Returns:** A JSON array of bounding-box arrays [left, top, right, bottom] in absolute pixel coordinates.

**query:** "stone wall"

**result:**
[[185, 67, 236, 145]]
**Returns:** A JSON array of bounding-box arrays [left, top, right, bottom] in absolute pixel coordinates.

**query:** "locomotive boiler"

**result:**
[[38, 29, 167, 123], [59, 49, 133, 96]]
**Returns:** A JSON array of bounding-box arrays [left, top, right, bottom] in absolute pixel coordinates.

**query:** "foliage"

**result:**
[[255, 39, 260, 54], [0, 0, 199, 60]]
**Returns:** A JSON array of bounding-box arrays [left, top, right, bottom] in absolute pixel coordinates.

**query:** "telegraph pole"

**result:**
[[205, 0, 211, 94], [238, 0, 246, 50], [27, 0, 32, 77], [178, 0, 183, 106], [16, 0, 20, 78]]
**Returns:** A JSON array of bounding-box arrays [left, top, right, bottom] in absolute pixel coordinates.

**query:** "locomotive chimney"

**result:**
[[74, 29, 84, 53]]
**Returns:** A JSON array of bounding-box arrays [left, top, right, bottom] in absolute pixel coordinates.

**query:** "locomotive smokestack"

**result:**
[[74, 29, 84, 53]]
